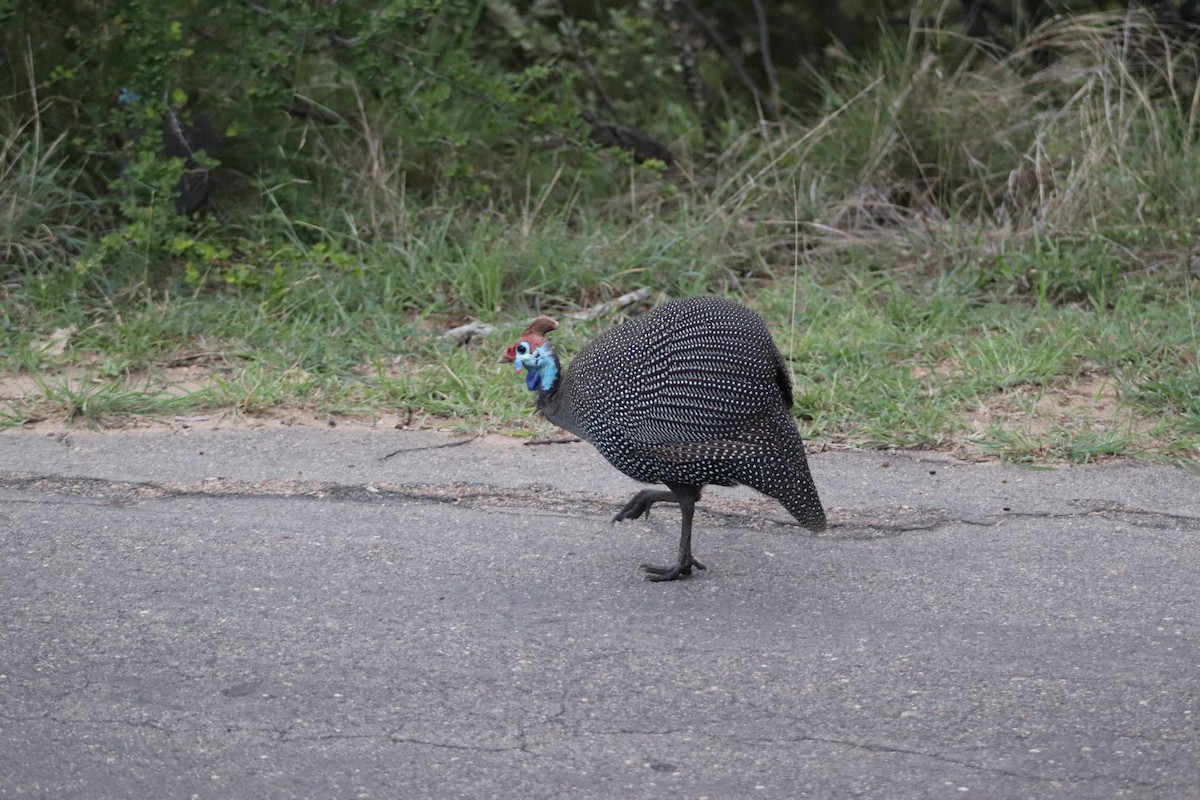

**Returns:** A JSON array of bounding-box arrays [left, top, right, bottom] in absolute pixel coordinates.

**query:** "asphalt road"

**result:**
[[1, 427, 1198, 799]]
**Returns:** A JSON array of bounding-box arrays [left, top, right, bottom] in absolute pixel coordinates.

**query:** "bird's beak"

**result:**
[[500, 344, 516, 364]]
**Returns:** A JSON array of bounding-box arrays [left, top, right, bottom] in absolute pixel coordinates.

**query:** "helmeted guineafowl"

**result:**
[[502, 295, 826, 581]]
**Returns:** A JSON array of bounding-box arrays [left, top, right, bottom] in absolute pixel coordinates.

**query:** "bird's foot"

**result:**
[[613, 489, 672, 522], [640, 557, 706, 582]]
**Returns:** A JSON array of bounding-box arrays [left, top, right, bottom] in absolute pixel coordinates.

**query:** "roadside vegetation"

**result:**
[[1, 3, 1197, 466]]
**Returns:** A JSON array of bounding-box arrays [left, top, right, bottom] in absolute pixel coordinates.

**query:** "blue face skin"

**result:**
[[512, 341, 557, 392]]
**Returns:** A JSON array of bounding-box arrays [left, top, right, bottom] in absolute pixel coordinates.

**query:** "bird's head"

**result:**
[[117, 87, 143, 106], [501, 316, 559, 393]]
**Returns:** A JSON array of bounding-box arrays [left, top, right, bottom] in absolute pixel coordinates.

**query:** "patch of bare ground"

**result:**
[[960, 372, 1161, 457], [908, 359, 956, 380], [0, 366, 427, 436], [9, 409, 429, 436], [0, 364, 213, 402], [966, 372, 1132, 432], [0, 372, 42, 405]]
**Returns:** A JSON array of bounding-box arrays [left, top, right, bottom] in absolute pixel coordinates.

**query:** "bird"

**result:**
[[501, 295, 826, 581], [116, 88, 215, 215]]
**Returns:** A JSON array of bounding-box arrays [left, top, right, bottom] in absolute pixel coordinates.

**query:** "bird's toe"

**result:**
[[640, 557, 706, 581], [641, 563, 686, 581], [613, 498, 652, 521], [613, 506, 647, 522]]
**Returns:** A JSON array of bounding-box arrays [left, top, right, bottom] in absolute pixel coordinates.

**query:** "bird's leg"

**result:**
[[612, 488, 679, 522], [640, 484, 706, 581]]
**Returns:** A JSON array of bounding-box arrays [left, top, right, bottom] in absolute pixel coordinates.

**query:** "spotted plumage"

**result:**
[[502, 296, 826, 580]]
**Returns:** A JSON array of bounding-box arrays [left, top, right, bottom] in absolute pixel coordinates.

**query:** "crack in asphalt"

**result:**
[[2, 471, 1198, 539], [716, 718, 1167, 790], [385, 735, 516, 752], [778, 733, 1162, 788]]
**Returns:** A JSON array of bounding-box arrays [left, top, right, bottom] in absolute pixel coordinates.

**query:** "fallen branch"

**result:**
[[566, 288, 652, 321]]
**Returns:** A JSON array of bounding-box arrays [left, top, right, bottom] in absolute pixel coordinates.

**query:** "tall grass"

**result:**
[[0, 114, 93, 281], [708, 12, 1200, 288]]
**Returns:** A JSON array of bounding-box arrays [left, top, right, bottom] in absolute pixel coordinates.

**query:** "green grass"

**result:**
[[4, 252, 1195, 466], [2, 12, 1199, 467], [7, 373, 204, 427]]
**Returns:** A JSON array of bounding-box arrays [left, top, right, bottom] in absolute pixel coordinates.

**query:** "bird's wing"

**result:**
[[563, 297, 794, 451], [621, 351, 784, 445], [643, 415, 787, 463]]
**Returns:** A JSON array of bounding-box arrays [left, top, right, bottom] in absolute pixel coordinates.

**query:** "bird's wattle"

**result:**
[[525, 369, 540, 391]]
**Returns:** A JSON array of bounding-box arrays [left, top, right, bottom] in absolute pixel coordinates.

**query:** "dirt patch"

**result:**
[[0, 373, 42, 404], [1028, 372, 1132, 432], [963, 372, 1155, 441], [156, 364, 220, 395], [0, 366, 423, 435], [909, 359, 957, 380], [7, 406, 425, 436]]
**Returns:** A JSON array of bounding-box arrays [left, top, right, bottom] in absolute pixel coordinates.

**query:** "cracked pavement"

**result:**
[[1, 427, 1198, 799]]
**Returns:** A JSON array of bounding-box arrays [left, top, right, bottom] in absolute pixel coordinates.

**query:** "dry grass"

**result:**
[[703, 11, 1200, 283]]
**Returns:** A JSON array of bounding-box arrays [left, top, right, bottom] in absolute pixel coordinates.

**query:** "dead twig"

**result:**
[[378, 436, 477, 461], [156, 352, 226, 368]]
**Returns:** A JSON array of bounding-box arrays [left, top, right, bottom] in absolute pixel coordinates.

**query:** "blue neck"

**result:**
[[526, 342, 560, 396]]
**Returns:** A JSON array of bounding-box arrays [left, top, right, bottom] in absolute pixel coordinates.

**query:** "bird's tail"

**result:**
[[776, 465, 827, 532], [754, 415, 827, 532], [736, 451, 827, 532]]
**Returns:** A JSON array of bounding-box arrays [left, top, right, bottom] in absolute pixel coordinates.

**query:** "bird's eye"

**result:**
[[516, 342, 529, 355]]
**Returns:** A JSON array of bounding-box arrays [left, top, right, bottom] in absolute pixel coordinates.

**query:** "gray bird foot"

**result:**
[[613, 489, 677, 522], [640, 557, 706, 582], [613, 504, 645, 522]]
